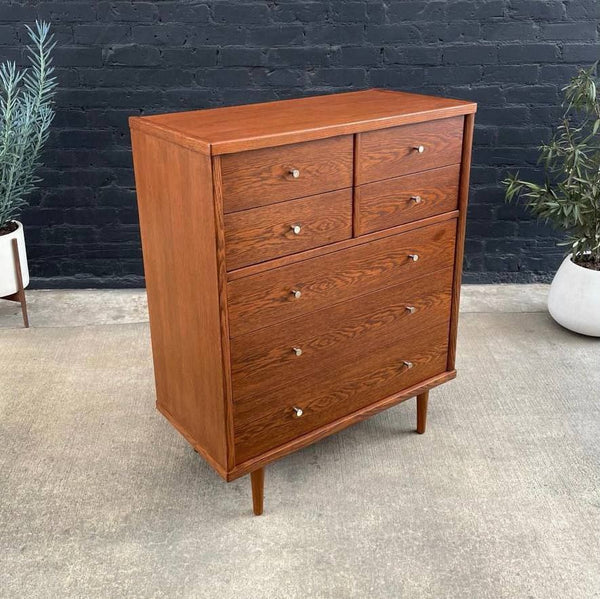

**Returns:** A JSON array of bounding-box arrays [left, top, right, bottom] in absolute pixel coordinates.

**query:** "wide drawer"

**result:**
[[359, 117, 463, 184], [224, 188, 352, 271], [227, 218, 457, 337], [356, 164, 460, 235], [233, 322, 450, 463], [231, 267, 453, 402], [220, 135, 353, 213]]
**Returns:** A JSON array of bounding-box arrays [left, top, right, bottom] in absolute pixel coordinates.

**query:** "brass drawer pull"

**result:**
[[289, 168, 300, 179], [292, 347, 303, 356], [406, 306, 416, 314], [413, 145, 425, 153], [290, 223, 302, 235], [291, 289, 302, 299], [410, 195, 422, 204], [292, 406, 304, 418], [402, 360, 414, 369], [408, 253, 419, 262]]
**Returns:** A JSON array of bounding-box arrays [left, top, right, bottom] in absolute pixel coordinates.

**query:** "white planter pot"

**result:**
[[0, 221, 29, 297], [548, 254, 600, 337]]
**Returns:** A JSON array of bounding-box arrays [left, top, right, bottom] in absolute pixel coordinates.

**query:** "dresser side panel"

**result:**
[[448, 113, 475, 370], [130, 129, 228, 471]]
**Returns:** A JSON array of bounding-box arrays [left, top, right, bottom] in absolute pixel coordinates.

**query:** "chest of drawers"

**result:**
[[130, 89, 476, 515]]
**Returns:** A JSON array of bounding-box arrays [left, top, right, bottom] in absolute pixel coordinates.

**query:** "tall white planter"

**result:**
[[0, 221, 29, 297], [548, 254, 600, 337]]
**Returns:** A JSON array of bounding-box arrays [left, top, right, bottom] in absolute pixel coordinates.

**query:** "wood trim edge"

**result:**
[[226, 369, 457, 481], [211, 155, 236, 471], [447, 113, 475, 370], [129, 116, 211, 155], [156, 402, 229, 480]]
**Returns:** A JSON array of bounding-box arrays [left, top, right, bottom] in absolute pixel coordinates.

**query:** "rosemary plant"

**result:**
[[0, 21, 56, 234], [504, 64, 600, 271]]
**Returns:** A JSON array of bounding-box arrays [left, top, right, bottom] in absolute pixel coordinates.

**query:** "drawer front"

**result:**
[[231, 267, 453, 403], [359, 117, 463, 184], [228, 219, 457, 337], [224, 189, 352, 271], [356, 164, 460, 235], [221, 135, 354, 213], [234, 323, 450, 463]]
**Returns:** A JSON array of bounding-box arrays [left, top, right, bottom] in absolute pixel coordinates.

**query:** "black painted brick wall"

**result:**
[[1, 1, 599, 286]]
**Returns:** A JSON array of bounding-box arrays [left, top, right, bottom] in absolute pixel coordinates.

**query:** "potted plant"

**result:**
[[0, 21, 56, 303], [504, 64, 600, 336]]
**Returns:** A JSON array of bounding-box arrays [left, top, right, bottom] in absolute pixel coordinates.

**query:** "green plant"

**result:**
[[504, 63, 600, 270], [0, 21, 56, 233]]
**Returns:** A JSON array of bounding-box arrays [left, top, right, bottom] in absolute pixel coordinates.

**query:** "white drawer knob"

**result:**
[[289, 168, 300, 179], [408, 254, 419, 262], [291, 289, 302, 299], [402, 360, 414, 369], [292, 406, 304, 418], [413, 145, 425, 153], [406, 306, 416, 314], [410, 195, 422, 204], [290, 224, 302, 235], [292, 347, 303, 356]]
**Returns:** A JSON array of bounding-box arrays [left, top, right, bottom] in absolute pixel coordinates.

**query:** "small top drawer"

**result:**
[[356, 164, 460, 235], [224, 188, 352, 271], [359, 116, 463, 184], [220, 135, 353, 213]]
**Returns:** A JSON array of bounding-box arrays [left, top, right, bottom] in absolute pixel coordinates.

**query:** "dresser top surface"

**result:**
[[129, 88, 476, 155]]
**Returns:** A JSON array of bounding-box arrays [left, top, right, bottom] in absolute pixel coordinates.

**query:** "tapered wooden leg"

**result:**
[[2, 239, 29, 328], [416, 390, 429, 434], [250, 468, 264, 515]]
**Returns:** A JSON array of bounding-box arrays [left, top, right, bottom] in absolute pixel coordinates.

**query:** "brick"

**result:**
[[444, 45, 497, 64], [540, 22, 598, 41], [105, 45, 161, 66], [499, 44, 560, 64], [341, 46, 381, 67], [213, 3, 270, 24], [508, 0, 566, 20]]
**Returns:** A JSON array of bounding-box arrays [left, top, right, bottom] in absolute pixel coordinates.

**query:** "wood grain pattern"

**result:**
[[221, 136, 353, 212], [230, 267, 453, 402], [234, 323, 450, 463], [130, 88, 476, 155], [448, 114, 475, 371], [227, 369, 457, 481], [356, 164, 460, 235], [359, 116, 464, 184], [226, 210, 458, 281], [224, 188, 352, 271], [227, 219, 457, 337], [130, 129, 228, 471]]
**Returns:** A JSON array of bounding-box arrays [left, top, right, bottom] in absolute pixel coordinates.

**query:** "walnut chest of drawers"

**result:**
[[129, 89, 476, 515]]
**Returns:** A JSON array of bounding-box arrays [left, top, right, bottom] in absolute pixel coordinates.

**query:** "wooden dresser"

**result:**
[[129, 89, 476, 515]]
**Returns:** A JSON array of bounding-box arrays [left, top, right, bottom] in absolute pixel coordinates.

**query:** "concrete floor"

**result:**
[[1, 285, 599, 598]]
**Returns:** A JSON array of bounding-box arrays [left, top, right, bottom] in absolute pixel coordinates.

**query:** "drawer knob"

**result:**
[[292, 347, 303, 356], [289, 168, 300, 179], [410, 195, 422, 204], [291, 289, 302, 299], [413, 145, 425, 154], [408, 254, 419, 262], [290, 223, 302, 235], [406, 306, 416, 314], [292, 406, 304, 418], [402, 360, 414, 369]]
